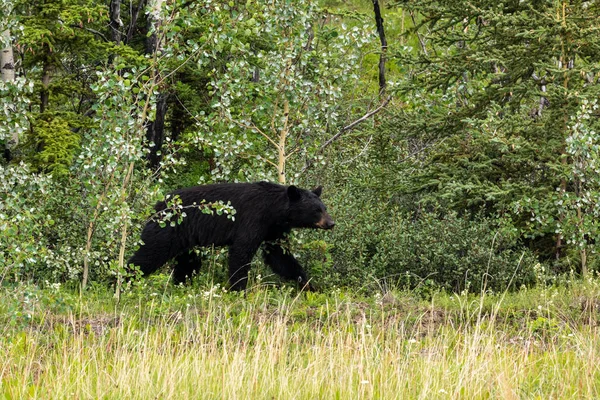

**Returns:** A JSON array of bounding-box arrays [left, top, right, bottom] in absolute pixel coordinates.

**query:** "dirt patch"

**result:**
[[35, 315, 122, 335]]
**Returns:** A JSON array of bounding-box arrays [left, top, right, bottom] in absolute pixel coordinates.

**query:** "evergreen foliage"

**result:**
[[389, 0, 600, 273]]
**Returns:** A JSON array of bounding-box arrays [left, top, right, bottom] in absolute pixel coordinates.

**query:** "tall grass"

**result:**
[[2, 281, 600, 399]]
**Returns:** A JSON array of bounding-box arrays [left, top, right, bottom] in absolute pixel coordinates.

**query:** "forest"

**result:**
[[2, 0, 600, 398]]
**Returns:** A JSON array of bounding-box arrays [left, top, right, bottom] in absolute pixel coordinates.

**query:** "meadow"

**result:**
[[2, 276, 600, 399], [3, 1, 600, 398]]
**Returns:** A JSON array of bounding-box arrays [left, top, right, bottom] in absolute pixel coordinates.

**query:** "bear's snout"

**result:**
[[316, 214, 335, 230]]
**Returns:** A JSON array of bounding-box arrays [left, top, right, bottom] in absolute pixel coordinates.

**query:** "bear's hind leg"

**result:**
[[128, 227, 187, 276], [128, 243, 175, 276]]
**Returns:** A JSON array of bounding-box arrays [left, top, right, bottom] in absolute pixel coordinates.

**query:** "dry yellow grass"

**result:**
[[2, 284, 600, 399]]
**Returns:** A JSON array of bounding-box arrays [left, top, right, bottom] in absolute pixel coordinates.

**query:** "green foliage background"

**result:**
[[2, 0, 600, 293]]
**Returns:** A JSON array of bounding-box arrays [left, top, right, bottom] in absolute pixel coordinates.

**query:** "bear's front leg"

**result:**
[[262, 242, 313, 291]]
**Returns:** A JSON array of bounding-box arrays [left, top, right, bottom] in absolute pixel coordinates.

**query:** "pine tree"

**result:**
[[392, 0, 600, 271]]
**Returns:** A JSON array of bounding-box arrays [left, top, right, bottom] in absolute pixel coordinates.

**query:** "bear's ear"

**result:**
[[287, 185, 302, 202], [312, 186, 323, 197]]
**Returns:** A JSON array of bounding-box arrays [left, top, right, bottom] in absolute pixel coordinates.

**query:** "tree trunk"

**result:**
[[109, 0, 123, 44], [145, 9, 159, 55], [171, 97, 185, 142], [2, 29, 17, 161], [145, 0, 168, 169], [146, 93, 168, 167], [277, 99, 290, 184], [1, 30, 15, 82], [126, 0, 147, 44], [372, 0, 387, 96], [556, 2, 571, 265]]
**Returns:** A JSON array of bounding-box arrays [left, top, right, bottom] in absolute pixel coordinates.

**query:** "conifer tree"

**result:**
[[392, 0, 600, 271]]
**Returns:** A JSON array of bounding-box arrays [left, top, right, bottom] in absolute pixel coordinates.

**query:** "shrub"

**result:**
[[313, 187, 538, 293]]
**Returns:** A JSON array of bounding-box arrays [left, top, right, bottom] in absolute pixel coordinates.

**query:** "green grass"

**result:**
[[2, 277, 600, 399]]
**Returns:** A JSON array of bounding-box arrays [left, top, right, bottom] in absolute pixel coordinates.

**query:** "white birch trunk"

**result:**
[[1, 30, 15, 82], [2, 29, 18, 151]]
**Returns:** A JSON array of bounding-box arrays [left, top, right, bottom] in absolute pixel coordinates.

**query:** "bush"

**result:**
[[0, 163, 80, 281], [311, 185, 538, 293], [370, 211, 537, 293]]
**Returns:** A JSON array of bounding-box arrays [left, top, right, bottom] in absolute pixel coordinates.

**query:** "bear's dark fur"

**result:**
[[128, 182, 334, 290]]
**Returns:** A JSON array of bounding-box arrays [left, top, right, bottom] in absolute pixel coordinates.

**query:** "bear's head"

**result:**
[[287, 185, 335, 230]]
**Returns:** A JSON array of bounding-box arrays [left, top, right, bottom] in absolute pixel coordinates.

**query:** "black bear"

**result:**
[[128, 182, 334, 290]]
